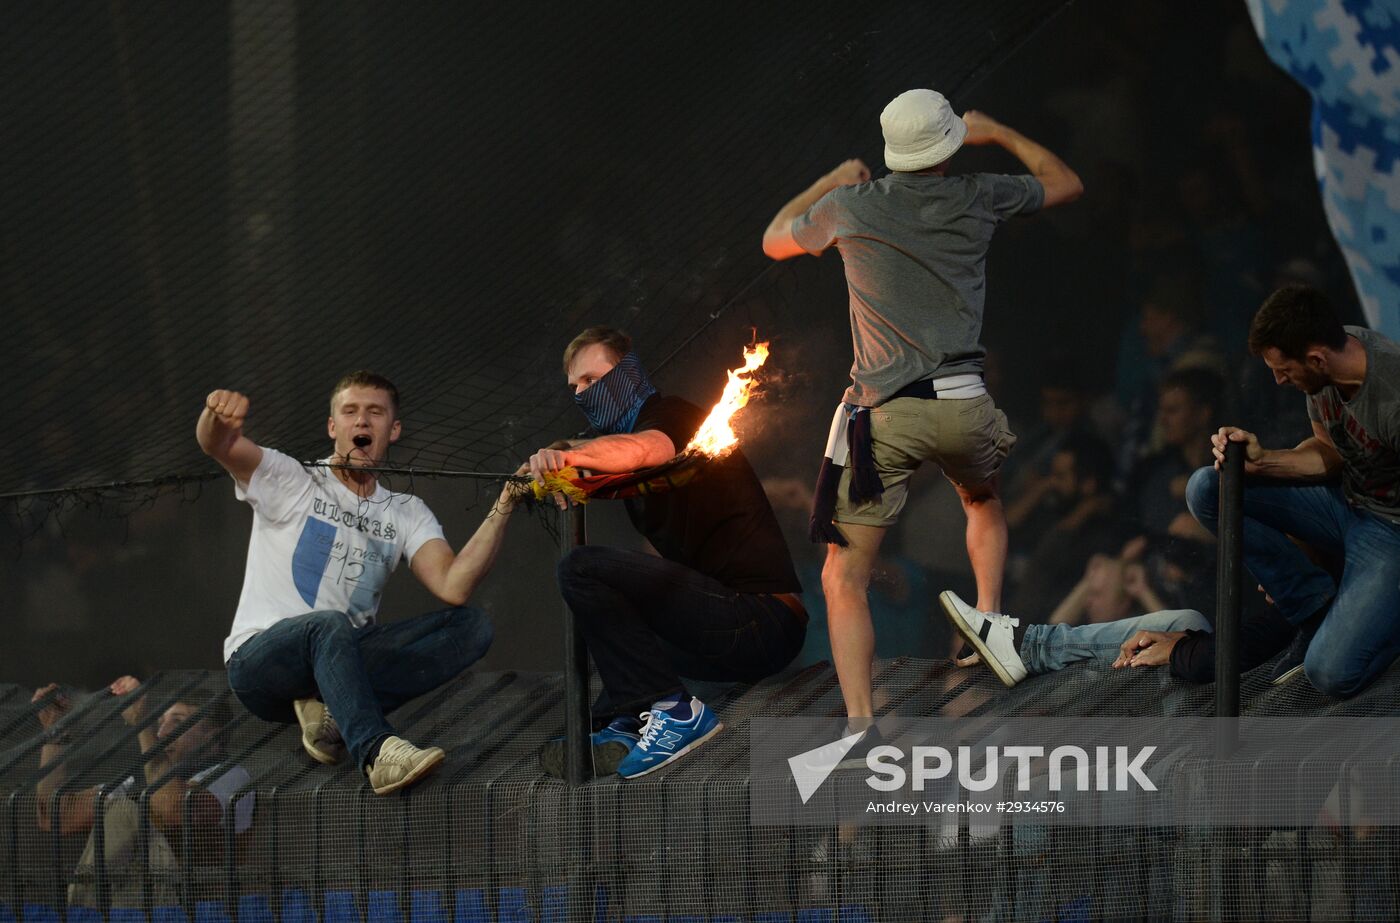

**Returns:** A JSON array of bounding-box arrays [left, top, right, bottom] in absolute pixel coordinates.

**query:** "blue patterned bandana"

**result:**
[[574, 351, 657, 434]]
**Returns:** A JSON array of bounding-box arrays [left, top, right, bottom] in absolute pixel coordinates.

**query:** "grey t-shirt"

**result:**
[[1306, 326, 1400, 522], [792, 171, 1044, 406]]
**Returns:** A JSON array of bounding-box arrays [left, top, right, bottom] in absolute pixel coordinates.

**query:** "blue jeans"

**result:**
[[1187, 466, 1400, 697], [226, 606, 493, 767], [1019, 610, 1212, 674]]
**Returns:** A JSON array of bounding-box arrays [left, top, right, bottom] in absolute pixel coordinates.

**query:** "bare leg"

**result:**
[[822, 522, 888, 719], [956, 480, 1007, 613]]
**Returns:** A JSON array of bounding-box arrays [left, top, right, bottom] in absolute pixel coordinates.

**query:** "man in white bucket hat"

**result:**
[[762, 89, 1081, 740]]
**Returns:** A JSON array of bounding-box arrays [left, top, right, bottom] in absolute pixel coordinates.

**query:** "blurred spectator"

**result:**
[[1001, 359, 1097, 506], [1115, 276, 1228, 470], [1047, 538, 1167, 625], [1125, 367, 1223, 542], [1007, 433, 1129, 621], [33, 678, 252, 909]]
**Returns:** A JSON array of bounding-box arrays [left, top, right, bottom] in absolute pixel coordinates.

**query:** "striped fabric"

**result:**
[[574, 352, 657, 434]]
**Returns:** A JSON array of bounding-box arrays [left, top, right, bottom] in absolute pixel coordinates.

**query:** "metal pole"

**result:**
[[562, 502, 593, 784], [1215, 442, 1244, 751]]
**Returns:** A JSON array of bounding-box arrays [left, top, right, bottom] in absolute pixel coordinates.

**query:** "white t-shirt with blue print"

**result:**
[[222, 448, 445, 662]]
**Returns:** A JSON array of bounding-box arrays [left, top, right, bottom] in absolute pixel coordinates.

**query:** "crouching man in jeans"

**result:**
[[200, 371, 518, 794]]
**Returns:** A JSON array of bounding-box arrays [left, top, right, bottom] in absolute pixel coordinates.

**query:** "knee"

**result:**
[[955, 481, 999, 509], [554, 546, 604, 588], [451, 606, 494, 655], [1185, 467, 1218, 522], [822, 555, 870, 599], [1304, 650, 1368, 699], [1168, 609, 1212, 633], [303, 609, 353, 638]]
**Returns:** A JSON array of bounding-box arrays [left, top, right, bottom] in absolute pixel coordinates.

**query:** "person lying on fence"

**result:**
[[32, 677, 253, 908], [529, 326, 807, 779], [942, 589, 1294, 688], [198, 372, 519, 795], [1186, 285, 1400, 696], [761, 90, 1081, 750]]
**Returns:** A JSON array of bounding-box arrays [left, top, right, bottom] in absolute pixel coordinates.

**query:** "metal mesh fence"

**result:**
[[4, 0, 1069, 528], [4, 658, 1399, 922]]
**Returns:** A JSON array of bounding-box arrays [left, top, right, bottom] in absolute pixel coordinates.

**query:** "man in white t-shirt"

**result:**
[[198, 371, 521, 795]]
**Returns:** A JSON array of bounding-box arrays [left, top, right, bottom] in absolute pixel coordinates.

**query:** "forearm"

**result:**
[[1048, 576, 1091, 625], [566, 432, 675, 473], [1254, 438, 1342, 480], [990, 124, 1081, 206], [437, 494, 518, 605], [195, 407, 232, 457], [763, 173, 840, 258], [138, 730, 171, 785]]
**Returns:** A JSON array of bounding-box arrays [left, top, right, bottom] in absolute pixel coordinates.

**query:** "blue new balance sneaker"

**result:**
[[539, 716, 642, 779], [617, 697, 724, 779]]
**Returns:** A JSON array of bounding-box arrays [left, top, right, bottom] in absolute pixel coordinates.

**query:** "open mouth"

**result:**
[[352, 435, 372, 449]]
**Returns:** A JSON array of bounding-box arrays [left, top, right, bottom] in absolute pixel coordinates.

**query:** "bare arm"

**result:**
[[196, 390, 263, 483], [962, 111, 1083, 208], [149, 780, 222, 834], [410, 481, 525, 606], [762, 159, 871, 260], [32, 685, 96, 835], [528, 430, 677, 484], [1211, 423, 1343, 481]]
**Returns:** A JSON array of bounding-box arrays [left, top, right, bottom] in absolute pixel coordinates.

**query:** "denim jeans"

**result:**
[[556, 545, 807, 718], [226, 606, 493, 767], [1187, 466, 1400, 697], [1019, 609, 1212, 674]]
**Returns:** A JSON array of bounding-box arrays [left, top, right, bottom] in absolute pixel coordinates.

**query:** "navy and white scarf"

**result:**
[[575, 352, 657, 435]]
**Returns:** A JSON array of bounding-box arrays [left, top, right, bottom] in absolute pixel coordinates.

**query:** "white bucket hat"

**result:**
[[881, 89, 966, 172]]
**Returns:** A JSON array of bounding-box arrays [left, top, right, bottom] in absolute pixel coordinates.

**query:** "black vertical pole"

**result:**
[[1215, 443, 1244, 751], [563, 502, 593, 784]]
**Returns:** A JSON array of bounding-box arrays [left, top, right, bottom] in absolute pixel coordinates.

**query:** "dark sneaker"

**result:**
[[539, 717, 642, 779], [1270, 609, 1327, 686], [835, 724, 889, 771]]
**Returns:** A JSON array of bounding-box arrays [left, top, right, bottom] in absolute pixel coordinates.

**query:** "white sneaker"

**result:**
[[293, 698, 346, 765], [366, 736, 445, 795], [939, 591, 1027, 688]]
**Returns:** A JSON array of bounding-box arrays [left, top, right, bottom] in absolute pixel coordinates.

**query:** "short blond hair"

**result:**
[[562, 326, 631, 373], [329, 370, 400, 416]]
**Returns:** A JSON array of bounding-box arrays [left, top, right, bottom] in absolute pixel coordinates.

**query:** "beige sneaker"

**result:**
[[293, 698, 346, 765], [366, 736, 445, 795]]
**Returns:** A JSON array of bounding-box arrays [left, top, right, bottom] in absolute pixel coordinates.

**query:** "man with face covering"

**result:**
[[530, 327, 806, 778]]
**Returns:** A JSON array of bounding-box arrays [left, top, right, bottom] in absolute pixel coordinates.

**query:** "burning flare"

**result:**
[[686, 342, 770, 457]]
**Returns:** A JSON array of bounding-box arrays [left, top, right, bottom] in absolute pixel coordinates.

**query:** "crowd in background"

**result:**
[[4, 0, 1368, 687]]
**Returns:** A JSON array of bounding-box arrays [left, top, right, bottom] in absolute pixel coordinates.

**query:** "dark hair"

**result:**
[[1247, 285, 1346, 359], [330, 371, 400, 416], [1056, 432, 1115, 490], [563, 326, 631, 373], [1141, 275, 1202, 326], [1158, 366, 1225, 414]]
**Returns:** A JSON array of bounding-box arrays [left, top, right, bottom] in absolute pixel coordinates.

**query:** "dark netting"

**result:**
[[4, 0, 1070, 531], [5, 660, 1400, 922]]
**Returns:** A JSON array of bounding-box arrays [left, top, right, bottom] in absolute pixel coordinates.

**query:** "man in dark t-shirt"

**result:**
[[528, 326, 805, 778], [1187, 285, 1400, 697]]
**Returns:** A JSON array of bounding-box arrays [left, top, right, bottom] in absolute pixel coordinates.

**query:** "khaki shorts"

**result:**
[[833, 393, 1016, 528]]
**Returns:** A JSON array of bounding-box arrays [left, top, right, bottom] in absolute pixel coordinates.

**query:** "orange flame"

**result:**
[[686, 342, 770, 457]]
